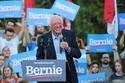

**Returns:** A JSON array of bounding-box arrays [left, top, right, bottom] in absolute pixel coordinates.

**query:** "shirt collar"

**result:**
[[52, 32, 63, 40]]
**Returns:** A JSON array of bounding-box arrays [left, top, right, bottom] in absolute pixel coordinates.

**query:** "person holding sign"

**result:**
[[100, 53, 113, 82], [0, 56, 4, 77], [2, 46, 12, 67], [89, 62, 100, 74], [110, 60, 125, 83], [0, 27, 24, 55], [36, 15, 81, 83], [0, 65, 20, 83]]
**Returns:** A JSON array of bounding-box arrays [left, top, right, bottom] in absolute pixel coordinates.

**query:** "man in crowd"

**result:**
[[0, 28, 23, 55], [100, 53, 113, 82]]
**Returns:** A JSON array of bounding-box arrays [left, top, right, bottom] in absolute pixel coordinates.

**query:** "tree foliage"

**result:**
[[73, 0, 106, 40]]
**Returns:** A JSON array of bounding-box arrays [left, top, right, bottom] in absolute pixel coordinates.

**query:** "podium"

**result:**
[[21, 60, 66, 82]]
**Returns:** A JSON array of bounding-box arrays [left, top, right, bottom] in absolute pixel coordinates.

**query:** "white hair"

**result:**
[[48, 15, 63, 27], [7, 21, 14, 26]]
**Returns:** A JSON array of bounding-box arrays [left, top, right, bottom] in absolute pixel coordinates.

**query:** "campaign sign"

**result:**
[[118, 13, 125, 31], [22, 60, 66, 82], [10, 50, 36, 76], [75, 50, 87, 75], [76, 63, 86, 75], [77, 50, 87, 63], [87, 34, 114, 52], [0, 1, 22, 18], [78, 73, 106, 83], [52, 0, 80, 21], [27, 8, 53, 26]]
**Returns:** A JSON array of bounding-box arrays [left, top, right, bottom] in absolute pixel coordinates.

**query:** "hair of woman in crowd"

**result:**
[[89, 62, 100, 74], [0, 65, 20, 83], [110, 60, 125, 82]]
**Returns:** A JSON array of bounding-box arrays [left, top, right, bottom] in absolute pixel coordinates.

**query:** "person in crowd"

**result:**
[[27, 37, 37, 51], [2, 47, 12, 66], [89, 62, 100, 74], [26, 25, 46, 51], [76, 37, 86, 49], [110, 60, 125, 83], [118, 30, 125, 60], [0, 65, 20, 83], [100, 53, 113, 82], [0, 55, 4, 76], [34, 25, 46, 40], [6, 22, 14, 29], [63, 18, 71, 30], [75, 36, 91, 73], [0, 27, 24, 55], [6, 21, 22, 35], [18, 80, 30, 83], [14, 22, 22, 35], [76, 36, 91, 66], [36, 15, 81, 83]]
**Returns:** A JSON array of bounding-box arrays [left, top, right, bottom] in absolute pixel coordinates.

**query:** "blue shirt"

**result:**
[[52, 32, 67, 61], [27, 41, 37, 51], [4, 58, 12, 66]]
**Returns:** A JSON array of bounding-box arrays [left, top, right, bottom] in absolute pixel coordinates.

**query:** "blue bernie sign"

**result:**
[[27, 8, 53, 26], [22, 60, 66, 82], [0, 1, 22, 18], [78, 73, 106, 83], [75, 50, 87, 75], [10, 51, 36, 77], [87, 34, 115, 52], [52, 0, 80, 21], [118, 13, 125, 31]]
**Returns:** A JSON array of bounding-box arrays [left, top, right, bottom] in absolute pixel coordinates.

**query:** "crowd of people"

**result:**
[[0, 15, 125, 83], [0, 14, 80, 83], [77, 35, 125, 82]]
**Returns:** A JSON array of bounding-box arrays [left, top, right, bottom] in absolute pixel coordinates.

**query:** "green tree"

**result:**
[[73, 0, 106, 41], [35, 0, 54, 8]]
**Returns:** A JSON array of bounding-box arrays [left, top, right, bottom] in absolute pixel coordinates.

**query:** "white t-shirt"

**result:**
[[0, 36, 19, 55]]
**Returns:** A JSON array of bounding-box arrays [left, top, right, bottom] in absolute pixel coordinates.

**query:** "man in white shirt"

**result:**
[[0, 28, 22, 55]]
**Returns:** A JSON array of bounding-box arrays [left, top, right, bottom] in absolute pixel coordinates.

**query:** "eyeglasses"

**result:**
[[102, 57, 109, 59]]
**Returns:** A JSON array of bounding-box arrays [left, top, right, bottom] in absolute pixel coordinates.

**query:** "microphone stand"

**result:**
[[43, 43, 47, 60], [40, 38, 47, 59], [44, 47, 47, 59]]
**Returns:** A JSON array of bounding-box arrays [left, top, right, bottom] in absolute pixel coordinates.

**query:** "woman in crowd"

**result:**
[[89, 62, 100, 74], [0, 55, 4, 78], [27, 26, 46, 51], [2, 47, 12, 66], [18, 80, 30, 83], [110, 60, 125, 83], [34, 25, 46, 40], [76, 37, 86, 49], [76, 37, 91, 65], [0, 65, 20, 83]]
